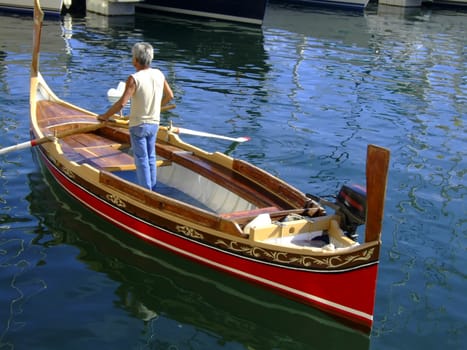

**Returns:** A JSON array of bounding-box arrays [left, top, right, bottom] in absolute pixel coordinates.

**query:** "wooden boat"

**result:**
[[136, 0, 268, 25], [26, 0, 389, 332]]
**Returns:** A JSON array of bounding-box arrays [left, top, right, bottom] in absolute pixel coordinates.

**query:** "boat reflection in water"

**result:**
[[27, 162, 370, 349]]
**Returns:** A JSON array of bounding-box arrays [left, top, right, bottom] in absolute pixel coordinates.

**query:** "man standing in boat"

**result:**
[[98, 42, 174, 190]]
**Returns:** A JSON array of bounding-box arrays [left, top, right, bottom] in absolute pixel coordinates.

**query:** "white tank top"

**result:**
[[129, 68, 165, 127]]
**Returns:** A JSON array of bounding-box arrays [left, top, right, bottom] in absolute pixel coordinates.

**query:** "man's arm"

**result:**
[[161, 80, 174, 107]]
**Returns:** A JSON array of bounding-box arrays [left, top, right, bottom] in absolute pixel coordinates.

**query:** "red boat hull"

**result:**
[[40, 148, 377, 331]]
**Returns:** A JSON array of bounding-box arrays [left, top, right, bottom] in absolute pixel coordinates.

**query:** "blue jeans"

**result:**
[[129, 123, 158, 190]]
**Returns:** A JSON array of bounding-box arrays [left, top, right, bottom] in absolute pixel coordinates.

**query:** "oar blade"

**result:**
[[235, 136, 251, 143], [364, 144, 390, 242]]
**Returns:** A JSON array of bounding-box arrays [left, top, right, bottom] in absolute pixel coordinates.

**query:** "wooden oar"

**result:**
[[364, 144, 390, 243], [167, 125, 250, 143], [0, 123, 104, 156], [161, 104, 176, 113]]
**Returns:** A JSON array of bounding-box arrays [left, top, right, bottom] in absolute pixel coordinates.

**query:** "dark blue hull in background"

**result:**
[[137, 0, 269, 25]]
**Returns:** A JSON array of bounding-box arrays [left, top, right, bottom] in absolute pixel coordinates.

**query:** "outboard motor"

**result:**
[[306, 184, 367, 241], [335, 184, 366, 240]]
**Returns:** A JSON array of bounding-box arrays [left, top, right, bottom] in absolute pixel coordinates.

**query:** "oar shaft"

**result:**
[[0, 140, 34, 155], [161, 104, 176, 112], [0, 124, 104, 156], [171, 127, 250, 143], [0, 135, 54, 155]]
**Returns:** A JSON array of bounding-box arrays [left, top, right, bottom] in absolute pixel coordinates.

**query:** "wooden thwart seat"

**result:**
[[74, 145, 135, 171], [59, 132, 134, 171]]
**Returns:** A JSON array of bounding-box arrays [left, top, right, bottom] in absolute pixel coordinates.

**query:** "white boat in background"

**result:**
[[0, 0, 65, 16]]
